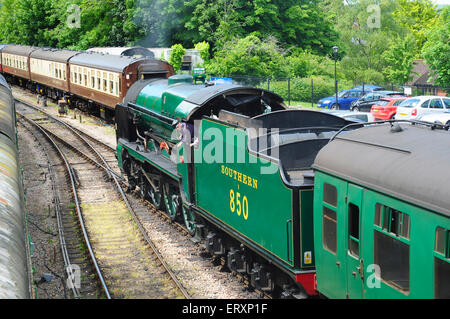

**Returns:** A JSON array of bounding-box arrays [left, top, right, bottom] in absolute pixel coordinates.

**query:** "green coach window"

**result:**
[[323, 207, 337, 254], [348, 203, 360, 257], [434, 227, 450, 299], [374, 203, 410, 293], [322, 183, 338, 254], [323, 183, 337, 207]]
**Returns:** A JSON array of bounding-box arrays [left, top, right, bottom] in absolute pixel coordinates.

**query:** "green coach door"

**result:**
[[345, 183, 365, 298]]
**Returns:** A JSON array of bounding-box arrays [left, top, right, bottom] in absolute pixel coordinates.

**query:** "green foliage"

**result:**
[[194, 41, 210, 65], [267, 76, 353, 103], [184, 0, 338, 55], [422, 6, 450, 88], [393, 0, 439, 53], [169, 43, 186, 73], [207, 35, 288, 78], [382, 35, 417, 84]]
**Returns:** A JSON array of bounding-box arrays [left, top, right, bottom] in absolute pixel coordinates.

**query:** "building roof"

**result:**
[[406, 59, 438, 87], [313, 123, 450, 217]]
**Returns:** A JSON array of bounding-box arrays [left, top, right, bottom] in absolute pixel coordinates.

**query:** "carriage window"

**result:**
[[323, 206, 337, 254], [97, 71, 101, 90], [435, 257, 450, 299], [375, 203, 410, 239], [434, 227, 450, 298], [348, 203, 360, 257], [323, 183, 337, 207], [435, 227, 449, 257], [374, 230, 410, 292]]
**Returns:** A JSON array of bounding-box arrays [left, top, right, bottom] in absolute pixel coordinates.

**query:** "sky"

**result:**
[[434, 0, 450, 5]]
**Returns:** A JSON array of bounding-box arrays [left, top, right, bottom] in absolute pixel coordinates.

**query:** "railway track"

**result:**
[[16, 99, 190, 299]]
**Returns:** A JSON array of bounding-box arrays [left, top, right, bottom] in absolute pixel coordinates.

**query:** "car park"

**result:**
[[394, 96, 450, 121], [317, 89, 365, 110], [322, 110, 375, 122], [370, 96, 408, 120], [350, 91, 406, 112], [350, 84, 385, 91]]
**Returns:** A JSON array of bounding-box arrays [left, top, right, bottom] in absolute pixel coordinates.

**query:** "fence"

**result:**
[[207, 74, 448, 107]]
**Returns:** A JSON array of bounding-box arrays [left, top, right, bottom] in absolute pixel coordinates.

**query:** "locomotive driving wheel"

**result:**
[[147, 176, 163, 209], [138, 168, 163, 209], [163, 182, 180, 221]]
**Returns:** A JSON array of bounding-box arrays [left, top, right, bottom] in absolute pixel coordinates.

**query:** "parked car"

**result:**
[[370, 96, 408, 120], [317, 89, 366, 110], [322, 110, 375, 122], [419, 111, 450, 126], [350, 84, 385, 92], [350, 91, 406, 112], [395, 96, 450, 121]]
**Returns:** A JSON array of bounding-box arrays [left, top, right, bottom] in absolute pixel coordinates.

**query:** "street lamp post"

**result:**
[[333, 45, 338, 109]]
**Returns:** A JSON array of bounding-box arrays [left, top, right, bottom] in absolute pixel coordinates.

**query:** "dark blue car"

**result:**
[[317, 89, 366, 110]]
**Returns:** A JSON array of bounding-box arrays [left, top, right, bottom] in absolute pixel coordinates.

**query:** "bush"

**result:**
[[267, 76, 352, 103]]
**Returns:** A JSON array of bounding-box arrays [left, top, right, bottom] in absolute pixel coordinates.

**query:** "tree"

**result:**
[[169, 44, 186, 73], [393, 0, 438, 53], [422, 6, 450, 89], [320, 0, 411, 83], [207, 35, 288, 78], [382, 35, 417, 84], [194, 41, 210, 66], [0, 0, 59, 46], [184, 0, 338, 55]]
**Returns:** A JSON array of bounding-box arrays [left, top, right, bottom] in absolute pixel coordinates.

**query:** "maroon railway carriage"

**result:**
[[1, 45, 37, 85], [0, 44, 9, 73], [29, 48, 79, 100], [66, 51, 174, 118], [0, 44, 175, 119]]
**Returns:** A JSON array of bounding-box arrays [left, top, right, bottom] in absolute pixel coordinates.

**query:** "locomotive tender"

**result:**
[[0, 74, 31, 298], [115, 74, 357, 297], [0, 44, 174, 119]]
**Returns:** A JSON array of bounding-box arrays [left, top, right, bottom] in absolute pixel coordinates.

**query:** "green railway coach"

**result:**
[[114, 74, 356, 297], [312, 122, 450, 299]]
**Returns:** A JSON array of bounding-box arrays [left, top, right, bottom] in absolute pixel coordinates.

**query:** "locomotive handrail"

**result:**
[[127, 102, 179, 127]]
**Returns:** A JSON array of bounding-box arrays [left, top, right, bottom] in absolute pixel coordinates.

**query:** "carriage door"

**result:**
[[345, 183, 365, 298]]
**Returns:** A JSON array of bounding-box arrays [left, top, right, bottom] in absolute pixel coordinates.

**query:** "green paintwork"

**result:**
[[116, 143, 123, 169], [193, 118, 295, 267], [168, 74, 194, 85], [313, 170, 450, 299], [133, 76, 204, 142], [300, 189, 315, 269]]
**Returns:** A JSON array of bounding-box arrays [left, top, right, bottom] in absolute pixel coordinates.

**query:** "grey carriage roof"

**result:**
[[30, 48, 80, 63], [1, 44, 39, 56], [313, 123, 450, 217], [87, 47, 154, 58], [68, 51, 148, 72]]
